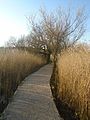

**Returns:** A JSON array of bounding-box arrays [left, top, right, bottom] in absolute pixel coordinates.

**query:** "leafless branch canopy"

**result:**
[[6, 7, 86, 61], [27, 7, 86, 56]]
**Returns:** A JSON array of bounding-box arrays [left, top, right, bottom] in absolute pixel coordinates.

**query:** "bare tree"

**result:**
[[6, 35, 27, 50], [27, 7, 86, 62], [16, 35, 26, 48], [6, 36, 17, 48]]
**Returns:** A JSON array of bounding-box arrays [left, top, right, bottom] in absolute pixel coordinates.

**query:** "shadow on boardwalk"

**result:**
[[2, 64, 63, 120]]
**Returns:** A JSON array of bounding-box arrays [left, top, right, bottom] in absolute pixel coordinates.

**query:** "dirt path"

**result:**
[[3, 64, 63, 120]]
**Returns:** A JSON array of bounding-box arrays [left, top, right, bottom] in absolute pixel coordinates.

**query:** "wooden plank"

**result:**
[[3, 64, 63, 120]]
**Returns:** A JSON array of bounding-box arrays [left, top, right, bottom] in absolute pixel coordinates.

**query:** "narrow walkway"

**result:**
[[3, 64, 62, 120]]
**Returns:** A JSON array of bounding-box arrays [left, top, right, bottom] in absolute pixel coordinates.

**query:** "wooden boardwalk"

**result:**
[[3, 64, 63, 120]]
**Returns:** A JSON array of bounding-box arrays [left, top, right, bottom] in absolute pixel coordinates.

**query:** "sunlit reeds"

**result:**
[[57, 45, 90, 120], [0, 49, 45, 98]]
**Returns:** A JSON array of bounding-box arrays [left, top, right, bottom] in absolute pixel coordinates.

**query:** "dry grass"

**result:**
[[57, 45, 90, 120], [0, 49, 46, 99]]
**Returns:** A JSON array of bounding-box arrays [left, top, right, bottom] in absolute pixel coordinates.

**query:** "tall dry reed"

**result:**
[[0, 49, 45, 99], [57, 45, 90, 120]]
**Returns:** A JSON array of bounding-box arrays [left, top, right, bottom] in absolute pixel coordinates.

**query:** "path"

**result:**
[[3, 64, 63, 120]]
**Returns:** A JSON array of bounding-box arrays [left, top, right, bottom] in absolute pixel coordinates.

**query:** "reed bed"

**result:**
[[57, 45, 90, 120], [0, 49, 45, 99]]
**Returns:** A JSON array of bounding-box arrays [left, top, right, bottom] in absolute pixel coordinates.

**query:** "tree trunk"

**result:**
[[50, 53, 60, 99], [47, 53, 51, 63]]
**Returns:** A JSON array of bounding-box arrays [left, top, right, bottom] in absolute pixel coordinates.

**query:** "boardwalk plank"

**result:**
[[3, 64, 63, 120]]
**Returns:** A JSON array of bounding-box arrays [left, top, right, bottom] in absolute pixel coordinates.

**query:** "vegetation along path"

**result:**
[[3, 64, 63, 120]]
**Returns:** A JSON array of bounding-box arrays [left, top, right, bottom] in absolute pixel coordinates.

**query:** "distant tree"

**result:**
[[15, 35, 26, 48], [6, 35, 27, 50], [6, 36, 17, 48], [27, 7, 86, 62]]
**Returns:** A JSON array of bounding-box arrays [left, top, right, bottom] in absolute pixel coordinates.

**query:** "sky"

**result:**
[[0, 0, 90, 46]]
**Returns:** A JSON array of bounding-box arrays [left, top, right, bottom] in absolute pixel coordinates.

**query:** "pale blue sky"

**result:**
[[0, 0, 90, 46]]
